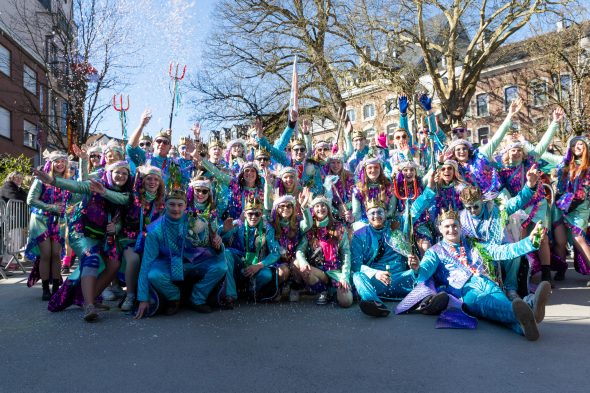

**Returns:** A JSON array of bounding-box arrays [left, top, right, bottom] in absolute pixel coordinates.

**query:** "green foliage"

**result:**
[[0, 154, 33, 188]]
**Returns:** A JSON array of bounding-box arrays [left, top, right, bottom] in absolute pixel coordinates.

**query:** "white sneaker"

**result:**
[[289, 289, 300, 302], [110, 285, 126, 299], [316, 291, 329, 305], [121, 294, 136, 311], [102, 288, 116, 301]]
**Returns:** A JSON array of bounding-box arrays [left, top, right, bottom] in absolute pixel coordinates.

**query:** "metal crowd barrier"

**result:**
[[0, 199, 29, 278]]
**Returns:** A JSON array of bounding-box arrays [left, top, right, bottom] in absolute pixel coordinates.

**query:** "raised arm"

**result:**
[[128, 109, 152, 148], [480, 98, 523, 159], [532, 108, 564, 158], [273, 109, 298, 150], [200, 159, 232, 186]]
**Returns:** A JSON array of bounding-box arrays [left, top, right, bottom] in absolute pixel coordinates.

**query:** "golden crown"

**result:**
[[459, 186, 483, 206], [165, 189, 187, 202], [352, 129, 366, 140], [437, 207, 460, 224], [178, 136, 191, 146], [156, 129, 172, 140], [244, 196, 263, 211], [366, 198, 385, 212], [255, 147, 270, 158], [208, 137, 224, 149], [140, 134, 152, 142]]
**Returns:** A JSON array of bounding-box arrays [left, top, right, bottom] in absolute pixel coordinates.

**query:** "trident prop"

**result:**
[[112, 94, 130, 141], [393, 177, 420, 257], [168, 62, 187, 130]]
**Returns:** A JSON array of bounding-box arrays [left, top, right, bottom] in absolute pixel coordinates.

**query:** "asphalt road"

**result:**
[[1, 267, 588, 393]]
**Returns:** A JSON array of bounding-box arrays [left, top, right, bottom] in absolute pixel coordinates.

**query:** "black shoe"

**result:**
[[359, 300, 390, 317], [554, 270, 566, 281], [540, 267, 554, 288], [219, 297, 236, 310], [42, 288, 51, 301], [190, 303, 213, 314], [418, 292, 449, 315], [164, 301, 180, 316]]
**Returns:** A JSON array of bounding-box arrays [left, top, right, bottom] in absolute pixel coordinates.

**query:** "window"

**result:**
[[531, 80, 548, 107], [0, 44, 10, 76], [365, 127, 375, 140], [61, 101, 68, 135], [363, 103, 375, 120], [476, 93, 489, 117], [386, 123, 398, 137], [384, 98, 396, 114], [346, 109, 356, 122], [559, 74, 572, 101], [23, 120, 38, 149], [504, 86, 518, 112], [0, 106, 10, 138], [477, 126, 490, 145], [23, 64, 37, 94], [39, 85, 45, 112]]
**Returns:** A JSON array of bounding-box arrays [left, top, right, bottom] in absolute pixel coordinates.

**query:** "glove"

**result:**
[[398, 96, 408, 115], [418, 94, 432, 111]]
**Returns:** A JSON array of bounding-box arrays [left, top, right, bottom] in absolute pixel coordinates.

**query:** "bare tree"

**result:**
[[335, 0, 571, 126], [6, 0, 139, 150], [191, 0, 407, 137], [524, 10, 590, 136]]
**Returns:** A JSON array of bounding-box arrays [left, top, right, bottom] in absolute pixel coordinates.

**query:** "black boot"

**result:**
[[541, 266, 554, 288], [51, 279, 60, 295], [41, 280, 51, 301]]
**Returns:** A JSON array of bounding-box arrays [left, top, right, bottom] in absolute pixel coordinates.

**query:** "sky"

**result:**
[[95, 0, 218, 143]]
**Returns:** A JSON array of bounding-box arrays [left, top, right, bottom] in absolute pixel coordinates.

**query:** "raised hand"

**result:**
[[192, 122, 201, 142], [72, 144, 87, 160], [508, 97, 523, 118], [526, 164, 541, 188], [301, 119, 311, 135], [552, 107, 565, 123], [89, 179, 106, 195], [223, 217, 235, 233], [398, 94, 409, 115], [418, 93, 432, 111], [32, 169, 54, 185], [140, 108, 152, 127], [289, 107, 299, 123]]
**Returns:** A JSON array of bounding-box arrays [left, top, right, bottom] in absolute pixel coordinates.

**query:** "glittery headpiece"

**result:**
[[291, 139, 306, 148], [441, 159, 459, 172], [567, 135, 590, 150], [140, 134, 153, 143], [447, 139, 473, 152], [315, 141, 330, 150], [208, 137, 224, 150], [397, 160, 418, 171], [365, 198, 385, 212], [105, 160, 130, 173], [437, 207, 460, 225], [156, 129, 172, 141], [328, 153, 345, 162], [87, 144, 102, 155], [226, 138, 246, 151], [240, 161, 258, 175], [352, 129, 367, 140], [165, 189, 187, 202], [103, 140, 124, 157], [255, 147, 271, 159], [244, 196, 263, 211], [42, 149, 68, 162], [310, 195, 331, 208], [272, 195, 296, 210], [136, 165, 162, 179], [189, 178, 212, 190], [278, 166, 297, 177], [178, 136, 191, 146], [459, 185, 483, 205]]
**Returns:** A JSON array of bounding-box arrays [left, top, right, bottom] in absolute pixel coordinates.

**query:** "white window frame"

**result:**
[[23, 120, 38, 149], [477, 125, 490, 144], [558, 73, 572, 101], [364, 126, 375, 141], [363, 103, 376, 121], [0, 44, 10, 76], [346, 108, 356, 123], [504, 85, 518, 112], [23, 64, 37, 95], [530, 79, 548, 107], [0, 106, 11, 139], [385, 123, 398, 137], [476, 93, 489, 117]]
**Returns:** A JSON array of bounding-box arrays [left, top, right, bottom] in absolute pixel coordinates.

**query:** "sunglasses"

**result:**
[[195, 188, 209, 195], [278, 204, 293, 210], [465, 203, 482, 212], [293, 148, 306, 153], [395, 135, 408, 140], [452, 128, 467, 134], [257, 157, 269, 162], [317, 148, 329, 152], [246, 212, 262, 218], [139, 142, 152, 147], [441, 166, 454, 172], [155, 139, 170, 145], [89, 154, 101, 159]]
